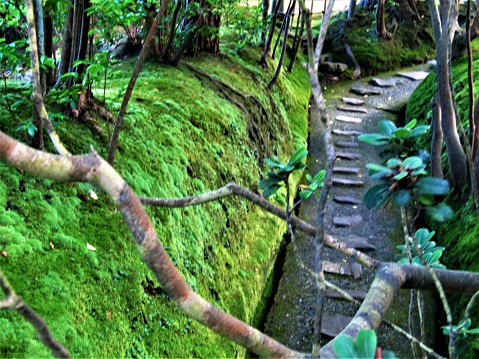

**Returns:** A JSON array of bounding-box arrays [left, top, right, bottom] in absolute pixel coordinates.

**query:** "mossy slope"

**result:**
[[406, 39, 479, 357], [0, 47, 310, 358]]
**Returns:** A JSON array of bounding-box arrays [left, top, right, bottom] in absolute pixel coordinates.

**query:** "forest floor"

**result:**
[[264, 65, 436, 356]]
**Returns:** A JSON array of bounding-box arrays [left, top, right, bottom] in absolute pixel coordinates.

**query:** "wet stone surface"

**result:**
[[264, 67, 433, 357]]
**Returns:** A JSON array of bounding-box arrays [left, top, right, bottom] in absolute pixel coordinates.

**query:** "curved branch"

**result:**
[[0, 269, 71, 358], [0, 132, 307, 359]]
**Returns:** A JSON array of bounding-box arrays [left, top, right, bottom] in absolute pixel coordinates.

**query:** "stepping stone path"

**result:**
[[333, 167, 360, 174], [336, 115, 362, 123], [335, 235, 377, 251], [333, 129, 362, 136], [335, 141, 359, 148], [333, 195, 362, 204], [333, 215, 363, 227], [332, 178, 364, 187], [342, 97, 365, 105], [370, 77, 404, 87], [336, 152, 362, 160], [337, 105, 368, 114], [321, 314, 353, 338], [397, 71, 429, 81], [351, 85, 382, 95]]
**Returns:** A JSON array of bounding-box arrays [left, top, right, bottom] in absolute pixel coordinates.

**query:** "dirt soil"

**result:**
[[264, 66, 437, 357]]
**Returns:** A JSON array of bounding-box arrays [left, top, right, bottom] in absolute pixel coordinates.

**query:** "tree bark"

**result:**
[[197, 12, 221, 54], [431, 96, 444, 178], [57, 1, 73, 83], [376, 0, 391, 40]]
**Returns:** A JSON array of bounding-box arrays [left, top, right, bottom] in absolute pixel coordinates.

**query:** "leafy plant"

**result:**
[[397, 228, 446, 269], [258, 147, 308, 197], [333, 329, 397, 359], [299, 170, 326, 199], [363, 156, 452, 221], [358, 119, 429, 158], [442, 319, 479, 356]]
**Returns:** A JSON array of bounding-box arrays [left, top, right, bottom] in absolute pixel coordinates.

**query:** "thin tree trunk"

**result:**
[[348, 0, 356, 19], [161, 0, 182, 61], [261, 0, 282, 68], [376, 0, 391, 40], [431, 96, 444, 178], [287, 10, 305, 72], [268, 0, 295, 89], [260, 0, 270, 46], [107, 0, 168, 166], [144, 2, 162, 59], [43, 13, 55, 87], [56, 1, 73, 83], [32, 0, 44, 150]]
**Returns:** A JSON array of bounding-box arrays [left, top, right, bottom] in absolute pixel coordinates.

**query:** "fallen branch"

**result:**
[[0, 269, 71, 358]]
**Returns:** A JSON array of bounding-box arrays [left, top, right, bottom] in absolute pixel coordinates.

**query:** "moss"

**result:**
[[0, 43, 310, 357], [324, 6, 435, 78]]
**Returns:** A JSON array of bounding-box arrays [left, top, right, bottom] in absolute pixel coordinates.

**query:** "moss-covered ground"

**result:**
[[406, 39, 479, 357], [0, 43, 310, 357], [323, 5, 435, 78]]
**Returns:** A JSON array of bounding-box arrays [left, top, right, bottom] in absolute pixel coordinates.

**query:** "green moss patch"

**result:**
[[0, 46, 309, 357]]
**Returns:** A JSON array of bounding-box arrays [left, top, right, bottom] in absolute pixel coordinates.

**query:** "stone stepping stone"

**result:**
[[322, 261, 363, 279], [335, 141, 359, 148], [321, 314, 352, 338], [333, 167, 360, 174], [370, 77, 404, 87], [333, 195, 362, 205], [333, 129, 362, 136], [336, 115, 362, 123], [332, 178, 364, 187], [351, 85, 382, 95], [326, 289, 367, 301], [335, 235, 377, 251], [336, 152, 362, 160], [320, 315, 351, 338], [342, 97, 365, 105], [333, 215, 363, 227], [337, 106, 368, 114], [397, 71, 429, 81]]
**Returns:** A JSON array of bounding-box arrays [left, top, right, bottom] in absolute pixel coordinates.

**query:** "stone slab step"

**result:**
[[326, 289, 367, 301], [333, 215, 363, 227], [336, 115, 362, 123], [321, 314, 353, 338], [337, 106, 368, 114], [336, 152, 362, 160], [342, 97, 365, 105], [370, 77, 404, 87], [335, 235, 377, 251], [333, 167, 360, 174], [397, 71, 429, 81], [335, 141, 359, 148], [351, 85, 382, 95], [322, 261, 363, 279], [333, 129, 363, 136], [332, 178, 364, 187], [333, 195, 362, 204]]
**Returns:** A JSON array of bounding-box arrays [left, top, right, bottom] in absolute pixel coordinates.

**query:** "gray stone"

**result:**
[[336, 152, 362, 160], [336, 115, 362, 123], [337, 106, 368, 114], [319, 61, 348, 74], [333, 195, 362, 204], [351, 85, 382, 95], [333, 215, 363, 227], [332, 178, 364, 187], [335, 235, 376, 251], [321, 314, 352, 338], [342, 97, 365, 105], [396, 71, 430, 81], [333, 129, 363, 136], [370, 77, 404, 87], [335, 141, 359, 148], [326, 289, 367, 301]]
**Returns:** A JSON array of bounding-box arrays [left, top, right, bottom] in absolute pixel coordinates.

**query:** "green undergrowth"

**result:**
[[324, 5, 435, 78], [0, 46, 310, 357], [406, 40, 479, 357]]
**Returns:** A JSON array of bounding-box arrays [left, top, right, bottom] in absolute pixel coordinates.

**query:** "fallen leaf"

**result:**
[[1, 250, 7, 257], [87, 243, 96, 251], [89, 190, 98, 200], [107, 311, 112, 319], [49, 242, 55, 250], [16, 167, 24, 174]]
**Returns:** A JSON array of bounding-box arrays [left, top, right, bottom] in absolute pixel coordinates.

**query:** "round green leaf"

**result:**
[[392, 190, 411, 206], [393, 128, 413, 139], [378, 119, 397, 136], [333, 335, 359, 359], [356, 329, 377, 359], [363, 184, 391, 209], [402, 156, 423, 170], [415, 177, 450, 195]]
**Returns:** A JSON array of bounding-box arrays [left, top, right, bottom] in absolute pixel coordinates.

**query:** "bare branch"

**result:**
[[0, 269, 71, 358]]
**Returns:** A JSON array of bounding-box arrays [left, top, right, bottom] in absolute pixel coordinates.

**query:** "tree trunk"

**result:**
[[376, 0, 391, 40], [348, 0, 357, 19], [57, 1, 73, 82], [197, 12, 221, 54], [43, 13, 55, 88], [144, 2, 162, 59], [431, 96, 443, 178], [32, 0, 44, 151]]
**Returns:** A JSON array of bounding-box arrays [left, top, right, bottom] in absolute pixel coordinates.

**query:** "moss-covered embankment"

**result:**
[[406, 41, 479, 356], [0, 48, 310, 357]]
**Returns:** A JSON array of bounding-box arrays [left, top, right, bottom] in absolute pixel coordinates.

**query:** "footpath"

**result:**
[[264, 68, 432, 356]]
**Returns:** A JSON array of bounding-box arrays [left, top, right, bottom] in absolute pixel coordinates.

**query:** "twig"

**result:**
[[0, 269, 71, 358]]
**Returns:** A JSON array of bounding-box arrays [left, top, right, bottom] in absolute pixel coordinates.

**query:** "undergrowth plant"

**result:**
[[333, 329, 397, 359], [397, 228, 445, 269]]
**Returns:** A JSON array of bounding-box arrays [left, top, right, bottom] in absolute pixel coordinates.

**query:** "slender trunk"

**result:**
[[268, 0, 295, 89], [75, 0, 90, 79], [32, 0, 44, 150], [107, 0, 169, 166], [144, 3, 162, 59], [348, 0, 356, 19], [467, 0, 474, 148], [431, 96, 444, 178], [57, 1, 73, 82], [43, 13, 55, 87], [261, 0, 281, 68], [161, 0, 182, 61], [376, 0, 391, 40], [287, 10, 305, 72], [260, 0, 270, 46]]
